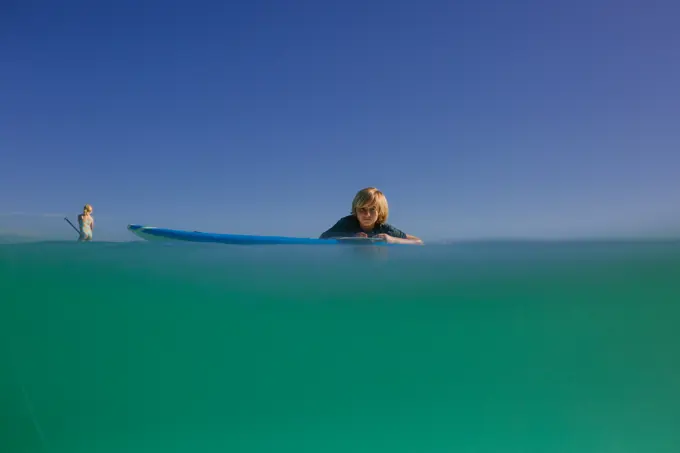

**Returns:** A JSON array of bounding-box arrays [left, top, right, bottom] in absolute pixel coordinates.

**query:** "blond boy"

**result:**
[[320, 188, 423, 244]]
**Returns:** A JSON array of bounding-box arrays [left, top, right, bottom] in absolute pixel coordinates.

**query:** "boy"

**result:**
[[320, 187, 423, 245]]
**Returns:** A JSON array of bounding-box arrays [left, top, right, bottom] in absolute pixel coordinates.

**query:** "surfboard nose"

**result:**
[[127, 224, 143, 232]]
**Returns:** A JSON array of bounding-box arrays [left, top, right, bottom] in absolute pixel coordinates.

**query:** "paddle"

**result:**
[[64, 217, 80, 236]]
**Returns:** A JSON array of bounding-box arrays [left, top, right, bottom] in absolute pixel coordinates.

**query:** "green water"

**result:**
[[2, 240, 679, 452]]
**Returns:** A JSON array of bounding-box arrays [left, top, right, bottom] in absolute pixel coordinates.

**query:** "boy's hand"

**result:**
[[355, 232, 368, 238], [375, 233, 396, 243]]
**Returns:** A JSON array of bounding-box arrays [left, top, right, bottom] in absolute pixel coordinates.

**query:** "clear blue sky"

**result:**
[[2, 0, 679, 241]]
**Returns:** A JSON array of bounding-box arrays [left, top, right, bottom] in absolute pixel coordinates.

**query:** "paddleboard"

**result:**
[[127, 225, 389, 246]]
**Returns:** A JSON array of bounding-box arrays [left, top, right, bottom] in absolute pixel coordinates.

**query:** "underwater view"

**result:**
[[2, 239, 679, 452]]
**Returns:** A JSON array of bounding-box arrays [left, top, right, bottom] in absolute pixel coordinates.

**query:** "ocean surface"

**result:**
[[1, 239, 679, 453]]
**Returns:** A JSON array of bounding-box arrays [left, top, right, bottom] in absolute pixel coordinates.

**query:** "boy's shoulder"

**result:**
[[336, 215, 358, 225], [332, 215, 361, 232], [320, 215, 360, 238], [378, 222, 407, 239]]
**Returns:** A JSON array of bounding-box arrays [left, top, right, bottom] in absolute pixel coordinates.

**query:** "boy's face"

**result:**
[[356, 204, 378, 229]]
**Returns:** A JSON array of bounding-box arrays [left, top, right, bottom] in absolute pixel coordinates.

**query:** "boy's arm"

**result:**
[[405, 234, 423, 244], [376, 234, 423, 245], [381, 227, 424, 245], [394, 235, 423, 245]]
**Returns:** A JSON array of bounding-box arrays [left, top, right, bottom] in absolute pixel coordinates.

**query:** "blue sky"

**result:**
[[1, 0, 679, 241]]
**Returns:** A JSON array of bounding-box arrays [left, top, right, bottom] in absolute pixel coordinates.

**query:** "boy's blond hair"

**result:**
[[351, 187, 389, 224], [83, 204, 93, 214]]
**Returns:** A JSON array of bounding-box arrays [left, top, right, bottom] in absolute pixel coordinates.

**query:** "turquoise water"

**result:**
[[2, 240, 679, 452]]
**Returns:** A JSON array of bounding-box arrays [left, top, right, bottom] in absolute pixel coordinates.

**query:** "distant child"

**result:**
[[78, 204, 94, 241], [320, 187, 423, 244]]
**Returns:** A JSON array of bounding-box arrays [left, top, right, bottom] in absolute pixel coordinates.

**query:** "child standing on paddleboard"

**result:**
[[78, 204, 94, 241], [320, 187, 423, 244]]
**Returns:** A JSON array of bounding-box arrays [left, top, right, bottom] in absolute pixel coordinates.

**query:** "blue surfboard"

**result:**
[[127, 225, 389, 246]]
